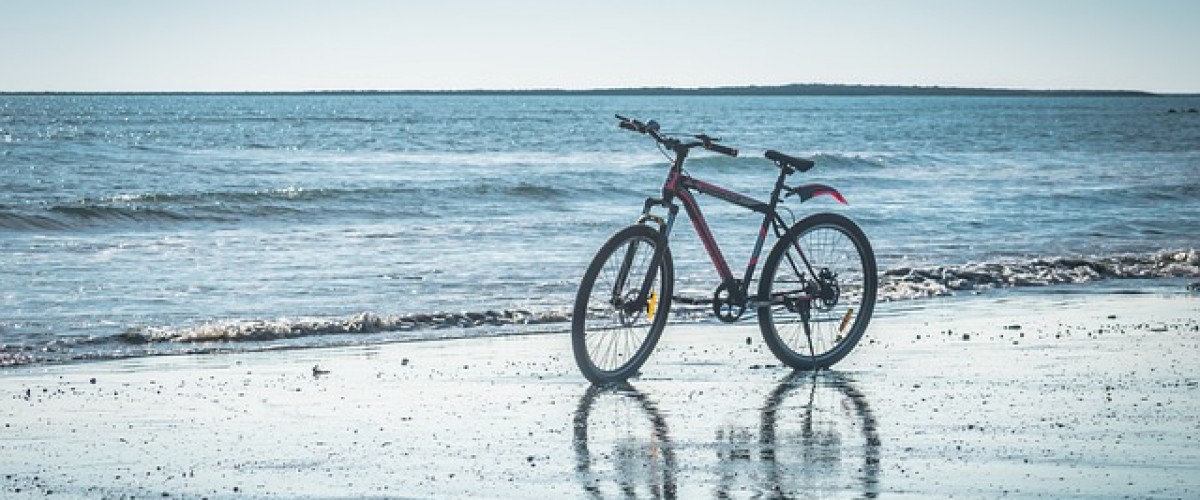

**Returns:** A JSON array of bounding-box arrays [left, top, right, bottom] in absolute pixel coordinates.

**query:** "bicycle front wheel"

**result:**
[[758, 213, 876, 370], [572, 224, 673, 384]]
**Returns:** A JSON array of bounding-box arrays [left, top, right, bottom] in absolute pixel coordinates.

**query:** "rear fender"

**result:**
[[789, 183, 848, 204]]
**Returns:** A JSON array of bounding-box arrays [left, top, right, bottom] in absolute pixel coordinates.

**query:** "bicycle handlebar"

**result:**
[[707, 143, 738, 157], [695, 133, 738, 157], [616, 115, 738, 157]]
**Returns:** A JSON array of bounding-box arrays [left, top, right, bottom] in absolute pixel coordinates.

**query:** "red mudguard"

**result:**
[[791, 183, 848, 204]]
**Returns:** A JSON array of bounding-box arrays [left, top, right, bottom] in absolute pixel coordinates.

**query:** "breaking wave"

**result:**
[[118, 309, 572, 344], [879, 249, 1200, 300], [2, 249, 1196, 368]]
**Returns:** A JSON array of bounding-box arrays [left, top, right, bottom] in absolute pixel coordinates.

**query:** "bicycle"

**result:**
[[571, 115, 878, 384]]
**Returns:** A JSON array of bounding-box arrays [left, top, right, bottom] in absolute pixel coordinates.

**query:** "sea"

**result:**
[[2, 94, 1199, 367]]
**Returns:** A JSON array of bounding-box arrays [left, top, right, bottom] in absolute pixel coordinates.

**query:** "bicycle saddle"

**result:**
[[764, 150, 815, 173]]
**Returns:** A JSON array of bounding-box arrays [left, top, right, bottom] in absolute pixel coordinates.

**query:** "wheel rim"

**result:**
[[582, 235, 665, 374], [767, 224, 870, 361]]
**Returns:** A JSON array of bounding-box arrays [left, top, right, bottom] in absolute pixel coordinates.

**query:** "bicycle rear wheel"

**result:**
[[758, 213, 876, 370], [572, 224, 673, 384]]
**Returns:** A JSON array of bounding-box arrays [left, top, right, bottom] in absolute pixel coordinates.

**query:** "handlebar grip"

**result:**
[[707, 143, 738, 157]]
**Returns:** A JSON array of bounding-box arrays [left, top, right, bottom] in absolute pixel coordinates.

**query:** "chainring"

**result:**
[[712, 280, 746, 323]]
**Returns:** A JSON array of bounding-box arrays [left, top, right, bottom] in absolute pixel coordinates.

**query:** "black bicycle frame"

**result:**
[[629, 147, 797, 308]]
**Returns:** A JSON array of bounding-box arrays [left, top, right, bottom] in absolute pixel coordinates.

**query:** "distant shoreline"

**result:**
[[2, 83, 1195, 97]]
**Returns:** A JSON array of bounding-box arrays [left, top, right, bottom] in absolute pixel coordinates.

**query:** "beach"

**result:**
[[3, 290, 1197, 498]]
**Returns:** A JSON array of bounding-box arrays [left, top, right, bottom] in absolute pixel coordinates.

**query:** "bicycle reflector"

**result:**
[[839, 307, 854, 333]]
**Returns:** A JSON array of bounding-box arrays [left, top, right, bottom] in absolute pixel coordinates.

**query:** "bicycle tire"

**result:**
[[572, 224, 673, 384], [757, 213, 876, 370]]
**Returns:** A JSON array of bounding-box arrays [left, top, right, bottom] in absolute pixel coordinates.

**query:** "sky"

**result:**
[[2, 0, 1198, 93]]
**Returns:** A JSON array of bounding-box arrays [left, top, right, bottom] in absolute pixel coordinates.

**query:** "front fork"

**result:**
[[610, 199, 677, 316]]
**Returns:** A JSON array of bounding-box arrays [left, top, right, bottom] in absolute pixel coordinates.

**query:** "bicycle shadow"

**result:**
[[571, 372, 881, 499]]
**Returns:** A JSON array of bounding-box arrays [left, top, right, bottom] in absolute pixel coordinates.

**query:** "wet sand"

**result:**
[[3, 291, 1198, 498]]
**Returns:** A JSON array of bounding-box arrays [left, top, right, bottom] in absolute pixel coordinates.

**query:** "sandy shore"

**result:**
[[3, 291, 1198, 498]]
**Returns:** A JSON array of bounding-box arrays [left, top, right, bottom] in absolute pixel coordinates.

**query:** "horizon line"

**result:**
[[1, 82, 1195, 97]]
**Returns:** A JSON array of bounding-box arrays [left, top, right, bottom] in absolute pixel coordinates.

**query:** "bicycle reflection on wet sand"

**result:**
[[572, 372, 880, 498]]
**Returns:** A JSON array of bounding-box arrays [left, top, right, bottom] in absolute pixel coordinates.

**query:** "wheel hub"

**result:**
[[814, 268, 840, 310]]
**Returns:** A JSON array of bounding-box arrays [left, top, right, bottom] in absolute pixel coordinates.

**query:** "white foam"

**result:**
[[878, 250, 1200, 301]]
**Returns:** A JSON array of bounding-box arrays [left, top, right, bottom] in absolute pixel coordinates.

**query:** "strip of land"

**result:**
[[2, 83, 1184, 97]]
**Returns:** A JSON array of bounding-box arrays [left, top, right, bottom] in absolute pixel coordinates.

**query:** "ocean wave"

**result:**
[[0, 309, 576, 367], [1121, 182, 1200, 202], [119, 309, 572, 344], [668, 151, 927, 173], [808, 153, 892, 169], [878, 249, 1200, 300], [94, 186, 356, 206], [1055, 181, 1200, 205], [0, 179, 628, 232], [0, 204, 222, 231], [0, 188, 362, 231], [2, 249, 1196, 368], [488, 182, 568, 199], [195, 149, 646, 168]]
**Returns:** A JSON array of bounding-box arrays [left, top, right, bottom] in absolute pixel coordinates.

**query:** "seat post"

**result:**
[[769, 162, 791, 207]]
